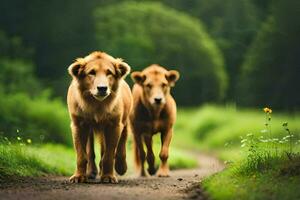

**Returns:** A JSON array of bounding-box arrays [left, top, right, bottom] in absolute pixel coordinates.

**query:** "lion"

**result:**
[[130, 64, 180, 177], [67, 51, 132, 183]]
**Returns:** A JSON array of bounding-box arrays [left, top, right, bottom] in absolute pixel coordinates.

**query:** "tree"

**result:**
[[238, 0, 300, 110], [94, 2, 227, 105], [0, 31, 40, 95], [158, 0, 262, 99], [0, 0, 100, 96]]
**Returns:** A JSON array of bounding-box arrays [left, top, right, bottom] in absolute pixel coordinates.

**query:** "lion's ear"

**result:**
[[131, 71, 146, 85], [166, 70, 180, 87], [116, 61, 131, 79], [68, 59, 86, 78]]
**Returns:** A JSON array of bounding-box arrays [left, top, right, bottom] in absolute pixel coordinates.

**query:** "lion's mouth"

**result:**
[[93, 93, 109, 101]]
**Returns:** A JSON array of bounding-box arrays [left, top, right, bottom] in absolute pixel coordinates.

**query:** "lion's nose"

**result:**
[[154, 97, 162, 104], [97, 86, 108, 95]]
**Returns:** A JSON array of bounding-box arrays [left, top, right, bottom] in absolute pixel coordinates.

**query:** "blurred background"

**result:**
[[0, 0, 299, 149]]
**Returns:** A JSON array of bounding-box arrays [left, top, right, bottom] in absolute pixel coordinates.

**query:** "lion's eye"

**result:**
[[89, 70, 96, 76], [106, 70, 113, 76], [162, 83, 167, 88]]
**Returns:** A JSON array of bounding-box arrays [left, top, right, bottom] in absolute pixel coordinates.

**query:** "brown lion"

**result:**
[[130, 64, 180, 177], [67, 51, 132, 183]]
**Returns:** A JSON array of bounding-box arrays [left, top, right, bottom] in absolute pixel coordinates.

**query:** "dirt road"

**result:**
[[0, 153, 224, 200]]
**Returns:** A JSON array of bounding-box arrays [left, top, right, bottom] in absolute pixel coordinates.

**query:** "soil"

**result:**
[[0, 153, 224, 200]]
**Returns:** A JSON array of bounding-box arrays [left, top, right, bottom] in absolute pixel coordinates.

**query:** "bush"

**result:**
[[0, 91, 71, 145], [0, 58, 41, 95], [94, 2, 227, 105]]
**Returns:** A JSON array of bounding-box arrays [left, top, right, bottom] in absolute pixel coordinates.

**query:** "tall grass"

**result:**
[[0, 141, 76, 179], [237, 108, 300, 174], [201, 106, 300, 200]]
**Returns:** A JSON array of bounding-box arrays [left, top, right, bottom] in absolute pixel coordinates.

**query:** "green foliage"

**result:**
[[0, 58, 41, 95], [1, 1, 298, 109], [161, 0, 261, 99], [0, 92, 71, 145], [239, 0, 300, 109], [0, 30, 33, 60], [0, 1, 101, 97], [94, 2, 227, 105], [173, 105, 300, 150], [0, 31, 71, 145], [0, 30, 40, 95]]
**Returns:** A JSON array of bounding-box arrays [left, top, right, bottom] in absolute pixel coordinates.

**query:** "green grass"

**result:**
[[0, 144, 48, 178], [0, 138, 197, 179], [27, 144, 75, 175], [204, 158, 300, 200], [172, 105, 300, 200], [0, 143, 74, 179], [173, 104, 300, 151]]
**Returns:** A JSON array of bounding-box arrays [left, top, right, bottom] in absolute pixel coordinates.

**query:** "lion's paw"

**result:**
[[156, 168, 170, 177], [69, 174, 86, 183], [100, 174, 118, 184]]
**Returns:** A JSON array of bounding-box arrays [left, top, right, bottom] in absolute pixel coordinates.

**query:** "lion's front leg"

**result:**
[[69, 117, 89, 183], [100, 124, 121, 183], [157, 128, 173, 177]]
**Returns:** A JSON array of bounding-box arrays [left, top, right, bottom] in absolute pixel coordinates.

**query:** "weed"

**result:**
[[239, 107, 300, 174]]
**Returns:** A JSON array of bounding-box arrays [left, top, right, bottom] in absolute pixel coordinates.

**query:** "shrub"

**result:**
[[0, 91, 71, 145], [0, 58, 41, 95]]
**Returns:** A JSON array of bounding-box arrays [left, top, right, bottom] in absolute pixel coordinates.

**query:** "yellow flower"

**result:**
[[17, 137, 21, 141], [26, 139, 32, 144], [263, 107, 272, 113]]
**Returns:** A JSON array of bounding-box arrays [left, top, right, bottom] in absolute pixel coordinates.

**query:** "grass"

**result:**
[[0, 144, 51, 179], [173, 104, 300, 151], [0, 137, 197, 179], [0, 143, 74, 179], [172, 105, 300, 200], [203, 165, 300, 200]]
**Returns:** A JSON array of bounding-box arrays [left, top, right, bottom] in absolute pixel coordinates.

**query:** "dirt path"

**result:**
[[0, 153, 224, 200]]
